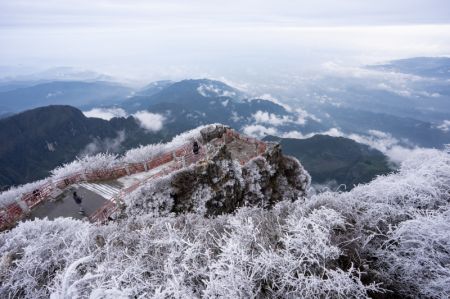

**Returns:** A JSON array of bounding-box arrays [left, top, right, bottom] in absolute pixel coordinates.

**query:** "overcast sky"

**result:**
[[1, 0, 450, 83]]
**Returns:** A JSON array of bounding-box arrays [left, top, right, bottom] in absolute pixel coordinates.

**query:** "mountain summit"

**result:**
[[0, 124, 309, 227]]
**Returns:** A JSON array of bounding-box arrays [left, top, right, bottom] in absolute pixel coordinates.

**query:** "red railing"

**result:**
[[88, 200, 117, 223], [0, 128, 268, 230]]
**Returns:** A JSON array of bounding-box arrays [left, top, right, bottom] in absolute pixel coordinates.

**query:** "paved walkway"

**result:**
[[28, 185, 109, 221], [0, 127, 271, 230], [77, 182, 122, 201], [28, 162, 176, 221]]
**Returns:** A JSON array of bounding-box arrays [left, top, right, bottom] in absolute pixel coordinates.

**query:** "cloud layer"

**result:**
[[83, 107, 166, 132], [1, 1, 450, 84], [133, 110, 165, 132], [83, 107, 127, 121]]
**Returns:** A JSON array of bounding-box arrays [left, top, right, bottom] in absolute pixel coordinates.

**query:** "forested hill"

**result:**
[[264, 134, 393, 189]]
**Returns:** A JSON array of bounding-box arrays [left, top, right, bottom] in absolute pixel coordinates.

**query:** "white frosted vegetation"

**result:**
[[0, 218, 93, 298], [50, 153, 119, 180], [0, 139, 449, 298], [125, 174, 174, 218], [122, 124, 213, 163], [0, 178, 48, 208], [375, 211, 450, 298]]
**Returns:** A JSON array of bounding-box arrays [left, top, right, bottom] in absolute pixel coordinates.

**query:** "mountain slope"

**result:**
[[122, 78, 324, 136], [123, 79, 243, 112], [264, 134, 392, 188], [0, 106, 167, 188], [135, 80, 174, 96], [0, 106, 116, 187]]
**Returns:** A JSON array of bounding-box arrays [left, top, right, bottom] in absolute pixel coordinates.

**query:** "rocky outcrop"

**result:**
[[124, 135, 310, 218]]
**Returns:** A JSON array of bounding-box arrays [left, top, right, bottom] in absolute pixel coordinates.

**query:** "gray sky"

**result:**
[[1, 0, 450, 83]]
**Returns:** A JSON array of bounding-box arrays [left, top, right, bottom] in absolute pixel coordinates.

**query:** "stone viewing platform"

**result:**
[[0, 125, 270, 230]]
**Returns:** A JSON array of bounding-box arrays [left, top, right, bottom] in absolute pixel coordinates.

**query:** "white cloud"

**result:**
[[197, 84, 236, 98], [421, 91, 441, 98], [242, 125, 278, 138], [251, 108, 320, 128], [383, 145, 437, 164], [319, 62, 447, 100], [348, 130, 398, 153], [83, 108, 166, 132], [79, 131, 126, 156], [230, 111, 242, 122], [252, 111, 291, 126], [296, 108, 321, 124], [320, 128, 345, 137], [221, 99, 229, 107], [281, 130, 306, 139], [437, 120, 450, 132], [83, 107, 127, 121], [367, 129, 390, 139], [375, 82, 412, 97], [345, 130, 433, 164], [242, 118, 440, 166], [276, 126, 429, 164], [287, 127, 345, 139], [133, 110, 165, 132]]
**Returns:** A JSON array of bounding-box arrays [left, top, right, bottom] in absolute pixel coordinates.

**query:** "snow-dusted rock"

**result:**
[[124, 137, 310, 217]]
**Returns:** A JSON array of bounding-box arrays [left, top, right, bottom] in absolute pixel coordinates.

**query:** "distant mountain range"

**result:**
[[264, 134, 392, 189], [122, 79, 324, 136], [0, 66, 114, 85], [284, 57, 450, 148], [1, 57, 449, 189], [0, 81, 133, 115], [0, 103, 390, 190]]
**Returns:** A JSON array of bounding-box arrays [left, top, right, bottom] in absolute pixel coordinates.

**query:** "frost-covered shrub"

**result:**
[[121, 124, 216, 164], [306, 149, 449, 238], [121, 143, 166, 164], [203, 204, 378, 298], [51, 153, 119, 180], [242, 155, 310, 206], [0, 178, 48, 208], [125, 175, 174, 217], [375, 211, 450, 298], [1, 201, 380, 298], [304, 149, 450, 297], [0, 218, 93, 298], [191, 185, 213, 215]]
